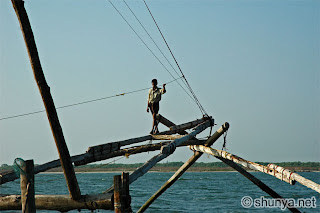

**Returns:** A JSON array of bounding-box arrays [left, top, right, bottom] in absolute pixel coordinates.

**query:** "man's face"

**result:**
[[152, 82, 157, 88]]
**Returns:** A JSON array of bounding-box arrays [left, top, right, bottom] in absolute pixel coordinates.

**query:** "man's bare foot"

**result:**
[[154, 129, 159, 134]]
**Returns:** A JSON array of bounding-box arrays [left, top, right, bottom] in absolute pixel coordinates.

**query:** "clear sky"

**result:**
[[0, 0, 319, 165]]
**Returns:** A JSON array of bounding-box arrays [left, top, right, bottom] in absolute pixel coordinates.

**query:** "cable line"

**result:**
[[122, 0, 191, 94], [0, 77, 182, 121], [143, 0, 208, 116], [107, 0, 196, 103]]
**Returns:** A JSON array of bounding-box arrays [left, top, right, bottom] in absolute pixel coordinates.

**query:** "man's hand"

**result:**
[[163, 83, 166, 88], [147, 108, 149, 113]]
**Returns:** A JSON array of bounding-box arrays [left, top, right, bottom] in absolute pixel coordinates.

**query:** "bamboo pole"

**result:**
[[11, 0, 81, 200], [268, 164, 320, 193], [0, 139, 205, 185], [189, 146, 320, 193], [105, 119, 214, 193], [0, 193, 113, 211], [20, 160, 35, 213], [137, 122, 229, 213]]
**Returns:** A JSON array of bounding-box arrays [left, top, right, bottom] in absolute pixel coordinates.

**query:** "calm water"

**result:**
[[0, 172, 319, 212]]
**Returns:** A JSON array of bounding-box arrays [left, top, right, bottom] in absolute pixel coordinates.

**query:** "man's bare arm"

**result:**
[[162, 84, 166, 93]]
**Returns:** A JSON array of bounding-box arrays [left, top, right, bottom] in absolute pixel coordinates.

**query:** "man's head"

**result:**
[[152, 79, 158, 88]]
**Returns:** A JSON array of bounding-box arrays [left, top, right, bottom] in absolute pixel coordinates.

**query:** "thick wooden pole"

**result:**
[[121, 172, 132, 213], [113, 173, 132, 213], [20, 160, 36, 213], [11, 0, 81, 200], [137, 122, 229, 213], [114, 175, 123, 213]]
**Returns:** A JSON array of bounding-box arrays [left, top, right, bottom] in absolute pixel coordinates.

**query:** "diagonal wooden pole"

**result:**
[[11, 0, 81, 200], [137, 122, 229, 213], [216, 158, 301, 213]]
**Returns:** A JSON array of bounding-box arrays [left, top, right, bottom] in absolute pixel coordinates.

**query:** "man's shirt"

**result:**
[[148, 87, 166, 104]]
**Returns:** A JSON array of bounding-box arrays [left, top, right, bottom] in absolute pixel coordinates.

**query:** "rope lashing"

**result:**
[[143, 0, 208, 116], [160, 143, 176, 155], [222, 124, 229, 150]]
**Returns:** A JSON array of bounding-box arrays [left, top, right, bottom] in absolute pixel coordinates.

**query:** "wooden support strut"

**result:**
[[11, 0, 81, 200], [189, 146, 320, 193], [137, 122, 229, 213], [20, 160, 36, 213]]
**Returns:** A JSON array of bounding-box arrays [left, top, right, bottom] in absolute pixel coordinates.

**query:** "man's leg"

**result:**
[[153, 103, 160, 134], [149, 103, 155, 134], [151, 112, 157, 134]]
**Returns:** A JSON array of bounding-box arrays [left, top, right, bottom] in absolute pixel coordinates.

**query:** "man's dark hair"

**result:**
[[152, 79, 158, 84]]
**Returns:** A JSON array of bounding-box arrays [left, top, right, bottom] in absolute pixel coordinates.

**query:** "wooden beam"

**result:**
[[0, 193, 113, 211], [137, 122, 229, 213], [20, 160, 36, 213], [11, 0, 81, 200], [87, 117, 210, 155], [0, 140, 205, 185]]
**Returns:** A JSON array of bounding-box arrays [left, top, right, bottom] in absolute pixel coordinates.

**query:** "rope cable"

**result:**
[[107, 0, 196, 103], [143, 0, 208, 116], [0, 77, 182, 121], [122, 0, 192, 95]]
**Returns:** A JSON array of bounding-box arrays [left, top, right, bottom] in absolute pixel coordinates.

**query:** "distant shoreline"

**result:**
[[40, 170, 319, 174], [1, 162, 319, 174]]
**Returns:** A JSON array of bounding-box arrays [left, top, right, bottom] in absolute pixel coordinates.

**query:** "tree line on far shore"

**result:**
[[1, 161, 319, 173]]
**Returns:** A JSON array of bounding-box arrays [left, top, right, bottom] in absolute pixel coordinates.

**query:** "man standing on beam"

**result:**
[[147, 79, 166, 134]]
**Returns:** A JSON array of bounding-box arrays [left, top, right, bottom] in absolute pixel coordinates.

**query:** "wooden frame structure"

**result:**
[[1, 1, 319, 212]]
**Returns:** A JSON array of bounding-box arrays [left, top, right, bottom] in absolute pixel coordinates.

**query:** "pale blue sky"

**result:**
[[0, 0, 319, 165]]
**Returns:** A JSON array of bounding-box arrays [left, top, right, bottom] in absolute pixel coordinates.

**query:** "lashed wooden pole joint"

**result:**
[[105, 119, 214, 194], [11, 0, 81, 200], [137, 122, 229, 213], [20, 160, 36, 213]]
